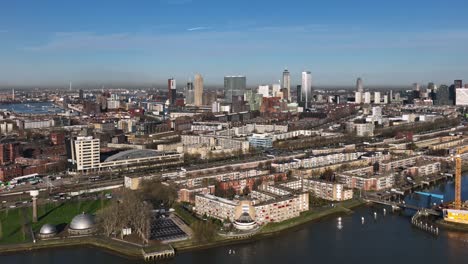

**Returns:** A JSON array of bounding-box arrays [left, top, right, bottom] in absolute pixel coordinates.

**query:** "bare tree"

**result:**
[[97, 203, 120, 237]]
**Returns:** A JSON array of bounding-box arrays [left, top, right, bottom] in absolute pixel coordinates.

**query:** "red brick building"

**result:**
[[0, 164, 22, 181], [50, 132, 65, 145], [0, 143, 18, 165]]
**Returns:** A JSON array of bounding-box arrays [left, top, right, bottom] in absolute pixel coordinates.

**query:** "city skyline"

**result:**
[[1, 0, 468, 87]]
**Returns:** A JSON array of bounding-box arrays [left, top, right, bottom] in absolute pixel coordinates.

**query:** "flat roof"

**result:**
[[105, 149, 170, 162]]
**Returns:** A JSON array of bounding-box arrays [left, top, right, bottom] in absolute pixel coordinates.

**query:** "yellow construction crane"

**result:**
[[454, 146, 468, 209]]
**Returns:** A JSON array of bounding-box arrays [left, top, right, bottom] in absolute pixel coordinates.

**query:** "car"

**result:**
[[9, 205, 16, 208]]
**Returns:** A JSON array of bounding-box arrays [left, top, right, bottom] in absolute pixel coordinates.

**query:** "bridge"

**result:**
[[364, 198, 441, 216]]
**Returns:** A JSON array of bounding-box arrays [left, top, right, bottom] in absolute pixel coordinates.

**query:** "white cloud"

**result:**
[[187, 27, 209, 31]]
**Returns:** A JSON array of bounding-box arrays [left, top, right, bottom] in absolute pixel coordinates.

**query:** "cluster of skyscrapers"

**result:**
[[168, 69, 315, 110]]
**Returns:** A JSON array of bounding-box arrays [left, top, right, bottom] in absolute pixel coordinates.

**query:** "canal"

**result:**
[[3, 176, 468, 264]]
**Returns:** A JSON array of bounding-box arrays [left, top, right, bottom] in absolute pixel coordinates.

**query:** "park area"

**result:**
[[0, 199, 109, 244]]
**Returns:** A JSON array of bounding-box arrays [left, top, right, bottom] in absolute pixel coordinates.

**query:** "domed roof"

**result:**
[[39, 224, 57, 235], [69, 213, 96, 230]]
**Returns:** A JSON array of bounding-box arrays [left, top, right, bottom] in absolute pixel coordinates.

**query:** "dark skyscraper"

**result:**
[[455, 80, 463, 89], [449, 84, 456, 104], [79, 89, 84, 100], [296, 85, 302, 104], [224, 76, 246, 103], [435, 85, 453, 105], [168, 78, 176, 105]]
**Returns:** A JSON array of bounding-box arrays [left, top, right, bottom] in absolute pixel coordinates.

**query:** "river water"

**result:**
[[3, 176, 468, 264], [0, 102, 64, 114]]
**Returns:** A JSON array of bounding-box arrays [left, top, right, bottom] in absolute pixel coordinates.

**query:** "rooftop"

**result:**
[[105, 149, 174, 162]]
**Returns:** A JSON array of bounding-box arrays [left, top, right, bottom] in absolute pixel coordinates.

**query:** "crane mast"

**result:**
[[454, 146, 468, 209]]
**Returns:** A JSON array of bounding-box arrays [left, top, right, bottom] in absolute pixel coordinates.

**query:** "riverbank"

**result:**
[[436, 219, 468, 232], [0, 235, 173, 259], [172, 199, 365, 253], [0, 199, 365, 258]]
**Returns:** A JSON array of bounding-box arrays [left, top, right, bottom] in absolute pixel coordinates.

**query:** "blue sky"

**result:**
[[1, 0, 468, 87]]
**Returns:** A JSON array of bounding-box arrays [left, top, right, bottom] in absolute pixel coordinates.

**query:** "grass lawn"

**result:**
[[259, 199, 364, 234], [0, 199, 110, 244], [32, 199, 110, 232], [173, 203, 198, 225], [0, 208, 28, 244]]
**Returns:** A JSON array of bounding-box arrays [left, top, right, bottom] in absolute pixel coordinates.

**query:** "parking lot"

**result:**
[[150, 216, 188, 242]]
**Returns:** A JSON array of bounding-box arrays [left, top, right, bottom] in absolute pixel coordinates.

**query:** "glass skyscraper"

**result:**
[[224, 76, 246, 103]]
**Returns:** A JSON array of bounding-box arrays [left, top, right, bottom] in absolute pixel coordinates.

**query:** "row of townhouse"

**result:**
[[176, 169, 271, 188], [181, 135, 250, 152], [272, 152, 365, 172]]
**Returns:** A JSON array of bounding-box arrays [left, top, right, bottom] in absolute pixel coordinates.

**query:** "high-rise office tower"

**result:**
[[79, 89, 84, 100], [427, 82, 436, 93], [413, 83, 420, 91], [356, 77, 364, 93], [455, 80, 463, 89], [282, 69, 291, 100], [224, 76, 246, 103], [449, 84, 456, 104], [301, 71, 312, 108], [194, 74, 204, 106], [185, 81, 194, 105], [168, 78, 176, 105], [296, 85, 302, 103], [435, 85, 452, 105]]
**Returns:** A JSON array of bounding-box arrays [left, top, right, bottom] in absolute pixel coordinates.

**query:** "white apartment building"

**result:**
[[258, 85, 270, 98], [17, 119, 55, 129], [272, 152, 364, 172], [364, 92, 371, 104], [355, 91, 362, 104], [195, 191, 309, 225], [280, 179, 353, 201], [374, 91, 381, 104], [69, 136, 101, 172], [355, 123, 375, 137]]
